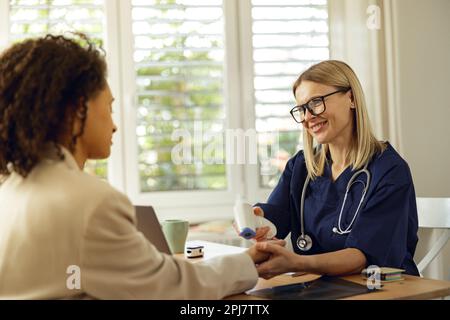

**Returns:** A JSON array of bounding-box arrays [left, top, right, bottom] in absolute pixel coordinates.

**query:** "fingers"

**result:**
[[253, 206, 264, 217], [233, 222, 273, 242], [268, 239, 286, 247], [246, 246, 270, 265], [254, 240, 288, 279], [261, 273, 275, 280], [253, 226, 270, 241], [255, 241, 284, 255], [256, 262, 275, 279]]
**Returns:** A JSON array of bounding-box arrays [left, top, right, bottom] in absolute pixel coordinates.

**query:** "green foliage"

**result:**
[[10, 0, 108, 178], [85, 159, 107, 179], [134, 4, 229, 192], [9, 0, 303, 191]]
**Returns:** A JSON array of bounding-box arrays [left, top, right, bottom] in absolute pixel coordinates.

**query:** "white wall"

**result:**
[[390, 0, 450, 197]]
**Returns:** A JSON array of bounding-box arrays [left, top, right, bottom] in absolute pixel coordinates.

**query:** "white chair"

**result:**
[[416, 197, 450, 276]]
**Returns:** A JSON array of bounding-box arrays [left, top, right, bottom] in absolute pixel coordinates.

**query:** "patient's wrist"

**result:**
[[295, 254, 312, 273]]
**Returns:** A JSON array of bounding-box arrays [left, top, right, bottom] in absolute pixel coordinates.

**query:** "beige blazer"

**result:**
[[0, 146, 257, 299]]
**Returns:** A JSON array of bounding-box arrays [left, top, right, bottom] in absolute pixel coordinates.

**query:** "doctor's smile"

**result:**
[[0, 0, 449, 304], [251, 60, 419, 279], [309, 121, 328, 134], [6, 9, 450, 298]]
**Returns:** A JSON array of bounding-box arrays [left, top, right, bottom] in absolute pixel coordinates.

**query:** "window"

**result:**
[[8, 0, 104, 43], [250, 0, 329, 189], [130, 0, 227, 192], [6, 0, 108, 179], [1, 0, 331, 218]]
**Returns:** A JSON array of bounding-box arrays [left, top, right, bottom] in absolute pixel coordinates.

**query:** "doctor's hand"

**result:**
[[245, 239, 286, 265], [232, 206, 273, 242], [252, 207, 273, 242], [254, 242, 302, 279]]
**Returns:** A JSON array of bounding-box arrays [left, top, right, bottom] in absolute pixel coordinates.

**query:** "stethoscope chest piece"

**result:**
[[297, 163, 371, 252], [296, 234, 312, 251]]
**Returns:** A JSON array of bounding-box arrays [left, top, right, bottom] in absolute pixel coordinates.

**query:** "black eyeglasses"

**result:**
[[290, 88, 351, 123]]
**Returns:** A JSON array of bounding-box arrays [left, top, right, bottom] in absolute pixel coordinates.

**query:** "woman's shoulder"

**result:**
[[36, 158, 130, 209], [291, 149, 306, 164], [370, 141, 413, 185], [54, 166, 135, 228], [283, 149, 306, 172], [374, 141, 408, 165], [72, 170, 129, 206]]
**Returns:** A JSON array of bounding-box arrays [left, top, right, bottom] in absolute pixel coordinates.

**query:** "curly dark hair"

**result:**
[[0, 33, 107, 177]]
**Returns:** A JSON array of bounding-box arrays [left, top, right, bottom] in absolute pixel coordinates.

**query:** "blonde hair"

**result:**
[[292, 60, 385, 179]]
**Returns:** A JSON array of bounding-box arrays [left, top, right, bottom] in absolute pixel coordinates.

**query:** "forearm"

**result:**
[[298, 248, 367, 276]]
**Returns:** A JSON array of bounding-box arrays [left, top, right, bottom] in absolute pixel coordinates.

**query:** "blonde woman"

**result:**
[[251, 60, 419, 278]]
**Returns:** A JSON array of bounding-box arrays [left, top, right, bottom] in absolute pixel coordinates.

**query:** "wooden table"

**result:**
[[178, 240, 450, 300]]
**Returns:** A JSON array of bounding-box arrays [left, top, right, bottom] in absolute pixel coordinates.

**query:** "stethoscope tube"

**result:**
[[297, 164, 371, 251], [297, 175, 313, 251], [334, 168, 370, 235]]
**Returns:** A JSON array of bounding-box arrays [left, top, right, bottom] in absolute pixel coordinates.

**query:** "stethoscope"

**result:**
[[296, 163, 371, 251]]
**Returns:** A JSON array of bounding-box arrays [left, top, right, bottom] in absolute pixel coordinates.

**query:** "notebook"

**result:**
[[362, 267, 405, 282]]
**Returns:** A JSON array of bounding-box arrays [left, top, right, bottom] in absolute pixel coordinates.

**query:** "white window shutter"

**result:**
[[130, 0, 227, 192], [251, 0, 330, 188], [8, 0, 108, 179]]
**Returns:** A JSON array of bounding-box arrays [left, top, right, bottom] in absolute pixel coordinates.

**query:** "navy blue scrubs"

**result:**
[[256, 142, 419, 275]]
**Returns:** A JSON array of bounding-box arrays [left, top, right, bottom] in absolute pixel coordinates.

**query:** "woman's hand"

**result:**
[[252, 207, 273, 242], [254, 242, 303, 279], [245, 239, 286, 265], [232, 206, 272, 242]]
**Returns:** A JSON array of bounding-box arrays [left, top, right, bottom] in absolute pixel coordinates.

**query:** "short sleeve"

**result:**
[[255, 151, 304, 239]]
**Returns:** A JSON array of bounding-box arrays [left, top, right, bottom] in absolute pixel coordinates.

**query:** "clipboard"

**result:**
[[247, 276, 378, 300]]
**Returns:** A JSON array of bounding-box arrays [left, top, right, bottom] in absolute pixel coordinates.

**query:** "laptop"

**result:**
[[134, 205, 172, 255]]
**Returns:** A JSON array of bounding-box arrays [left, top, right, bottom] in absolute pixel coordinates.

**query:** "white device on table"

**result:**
[[185, 245, 204, 258], [233, 195, 277, 240]]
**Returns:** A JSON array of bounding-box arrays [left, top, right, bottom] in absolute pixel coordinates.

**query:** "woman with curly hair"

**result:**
[[0, 34, 279, 299]]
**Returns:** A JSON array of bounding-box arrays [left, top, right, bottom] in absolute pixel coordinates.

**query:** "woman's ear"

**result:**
[[71, 99, 86, 139], [75, 98, 88, 119], [348, 90, 356, 109], [75, 110, 84, 119]]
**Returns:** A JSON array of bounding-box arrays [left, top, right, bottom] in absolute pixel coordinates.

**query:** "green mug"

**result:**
[[161, 219, 189, 254]]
